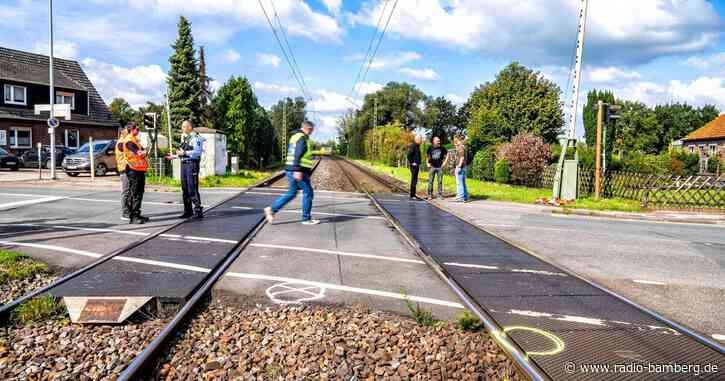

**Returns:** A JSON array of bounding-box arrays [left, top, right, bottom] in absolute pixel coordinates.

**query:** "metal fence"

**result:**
[[146, 158, 171, 178], [541, 164, 724, 209]]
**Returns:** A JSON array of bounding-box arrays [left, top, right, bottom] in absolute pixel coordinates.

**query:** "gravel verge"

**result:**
[[153, 303, 525, 380], [1, 272, 58, 305], [0, 317, 168, 381]]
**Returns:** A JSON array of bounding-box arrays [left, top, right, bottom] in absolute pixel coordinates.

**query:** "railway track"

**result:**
[[333, 156, 725, 381]]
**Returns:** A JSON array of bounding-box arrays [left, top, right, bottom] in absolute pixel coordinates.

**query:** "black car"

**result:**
[[0, 147, 20, 171], [20, 146, 75, 169]]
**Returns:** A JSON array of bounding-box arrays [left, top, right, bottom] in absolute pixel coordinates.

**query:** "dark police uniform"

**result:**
[[179, 131, 205, 218]]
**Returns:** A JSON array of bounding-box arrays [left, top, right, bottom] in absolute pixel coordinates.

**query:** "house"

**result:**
[[681, 114, 725, 173], [0, 47, 118, 155]]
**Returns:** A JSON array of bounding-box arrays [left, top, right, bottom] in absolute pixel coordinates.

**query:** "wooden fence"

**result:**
[[541, 165, 724, 209]]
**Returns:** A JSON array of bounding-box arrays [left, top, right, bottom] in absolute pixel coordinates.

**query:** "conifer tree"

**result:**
[[167, 16, 201, 135]]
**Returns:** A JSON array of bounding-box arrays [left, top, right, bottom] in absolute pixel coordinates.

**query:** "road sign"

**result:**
[[47, 117, 60, 128]]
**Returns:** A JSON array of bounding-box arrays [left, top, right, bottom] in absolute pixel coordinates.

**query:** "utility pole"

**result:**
[[48, 0, 56, 180], [595, 100, 604, 199], [165, 91, 173, 150], [283, 100, 287, 162]]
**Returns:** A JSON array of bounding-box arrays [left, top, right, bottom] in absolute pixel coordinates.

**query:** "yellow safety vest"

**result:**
[[285, 132, 314, 169], [115, 135, 128, 172]]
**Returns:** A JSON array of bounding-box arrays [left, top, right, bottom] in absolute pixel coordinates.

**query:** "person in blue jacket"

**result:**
[[265, 121, 319, 225], [175, 120, 205, 219]]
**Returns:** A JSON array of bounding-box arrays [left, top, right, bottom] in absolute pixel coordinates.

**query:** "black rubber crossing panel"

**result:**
[[51, 191, 278, 300], [374, 194, 725, 381]]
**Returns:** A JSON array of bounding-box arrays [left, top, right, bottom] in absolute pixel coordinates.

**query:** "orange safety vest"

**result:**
[[124, 134, 148, 172], [115, 135, 128, 172]]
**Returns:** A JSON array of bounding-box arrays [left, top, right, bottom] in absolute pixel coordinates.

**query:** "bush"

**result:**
[[494, 159, 510, 183], [364, 121, 414, 166], [469, 145, 497, 180], [708, 155, 722, 174], [497, 133, 551, 185], [456, 310, 484, 332]]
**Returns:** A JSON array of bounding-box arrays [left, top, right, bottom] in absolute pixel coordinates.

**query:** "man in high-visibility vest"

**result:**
[[264, 121, 318, 225], [115, 127, 130, 220], [124, 123, 150, 224]]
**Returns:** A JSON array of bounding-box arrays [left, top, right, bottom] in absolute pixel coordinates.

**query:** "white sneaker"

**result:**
[[264, 207, 275, 223], [301, 219, 320, 225]]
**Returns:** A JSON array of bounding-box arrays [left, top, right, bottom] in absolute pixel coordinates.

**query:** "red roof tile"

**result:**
[[683, 114, 725, 141]]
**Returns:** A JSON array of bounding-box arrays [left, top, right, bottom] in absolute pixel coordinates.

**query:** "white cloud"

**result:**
[[350, 0, 721, 65], [80, 58, 166, 108], [253, 81, 298, 96], [126, 0, 344, 43], [684, 52, 725, 72], [399, 67, 440, 81], [445, 93, 465, 105], [257, 53, 281, 67], [370, 51, 422, 70], [33, 40, 80, 60], [224, 49, 242, 63], [587, 66, 641, 84], [668, 77, 725, 109], [311, 90, 359, 113], [354, 82, 383, 96], [322, 0, 342, 15], [317, 115, 340, 139]]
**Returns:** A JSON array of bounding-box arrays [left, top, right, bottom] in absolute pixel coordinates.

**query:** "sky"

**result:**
[[1, 0, 724, 142]]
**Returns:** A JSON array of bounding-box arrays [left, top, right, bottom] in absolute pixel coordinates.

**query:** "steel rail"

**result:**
[[334, 156, 548, 381], [0, 170, 286, 320], [116, 160, 320, 379]]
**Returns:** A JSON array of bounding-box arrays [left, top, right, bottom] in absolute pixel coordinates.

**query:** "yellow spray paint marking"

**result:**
[[500, 326, 566, 357]]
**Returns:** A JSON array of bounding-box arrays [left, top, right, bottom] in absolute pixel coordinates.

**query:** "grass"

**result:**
[[13, 294, 67, 324], [356, 160, 645, 213], [402, 288, 438, 327], [456, 310, 484, 332], [146, 169, 275, 188], [0, 250, 49, 286]]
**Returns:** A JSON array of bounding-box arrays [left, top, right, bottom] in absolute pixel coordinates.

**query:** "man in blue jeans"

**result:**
[[453, 134, 469, 202], [264, 121, 319, 225]]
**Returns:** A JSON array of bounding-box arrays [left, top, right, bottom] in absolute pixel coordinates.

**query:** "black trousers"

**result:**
[[409, 164, 420, 197], [126, 171, 146, 218], [181, 160, 202, 215]]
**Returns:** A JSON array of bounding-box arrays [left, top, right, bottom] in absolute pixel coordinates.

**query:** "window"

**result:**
[[709, 144, 718, 156], [8, 127, 31, 148], [688, 145, 695, 153], [65, 129, 79, 149], [0, 129, 6, 146], [4, 84, 26, 105], [55, 91, 75, 110]]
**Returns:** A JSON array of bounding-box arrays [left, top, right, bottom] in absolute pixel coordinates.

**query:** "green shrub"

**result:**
[[402, 288, 438, 326], [707, 155, 723, 174], [494, 159, 511, 183], [470, 145, 497, 180], [456, 310, 484, 332]]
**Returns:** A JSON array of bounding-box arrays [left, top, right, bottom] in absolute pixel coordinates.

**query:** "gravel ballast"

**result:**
[[154, 303, 525, 380], [1, 272, 57, 305]]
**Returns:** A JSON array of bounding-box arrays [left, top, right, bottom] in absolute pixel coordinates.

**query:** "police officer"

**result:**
[[264, 121, 318, 225], [176, 120, 205, 219]]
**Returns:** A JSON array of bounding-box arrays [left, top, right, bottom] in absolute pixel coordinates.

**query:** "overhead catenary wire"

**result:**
[[347, 0, 391, 107], [358, 0, 398, 100], [269, 0, 312, 101]]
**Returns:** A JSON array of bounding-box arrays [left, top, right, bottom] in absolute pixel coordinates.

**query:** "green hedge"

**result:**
[[494, 159, 510, 184]]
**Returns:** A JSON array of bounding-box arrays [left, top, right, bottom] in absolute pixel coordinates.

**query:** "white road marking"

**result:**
[[245, 191, 368, 202], [712, 334, 725, 341], [632, 279, 667, 286], [225, 272, 464, 308], [231, 207, 383, 220], [0, 196, 65, 211], [160, 234, 237, 244], [0, 192, 205, 207], [511, 268, 568, 277], [250, 243, 425, 264], [444, 262, 499, 270], [0, 239, 462, 309]]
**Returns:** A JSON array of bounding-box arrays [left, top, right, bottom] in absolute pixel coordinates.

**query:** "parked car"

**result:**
[[20, 146, 76, 169], [0, 147, 20, 171], [62, 140, 117, 176]]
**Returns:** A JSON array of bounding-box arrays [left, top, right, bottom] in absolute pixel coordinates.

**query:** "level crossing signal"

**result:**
[[144, 113, 157, 130]]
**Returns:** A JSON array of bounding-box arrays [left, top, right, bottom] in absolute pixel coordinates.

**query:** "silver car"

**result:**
[[62, 140, 118, 176]]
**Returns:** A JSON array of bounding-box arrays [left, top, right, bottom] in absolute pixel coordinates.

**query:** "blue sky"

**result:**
[[1, 0, 724, 141]]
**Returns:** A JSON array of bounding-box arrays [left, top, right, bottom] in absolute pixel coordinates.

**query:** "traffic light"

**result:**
[[143, 113, 157, 130]]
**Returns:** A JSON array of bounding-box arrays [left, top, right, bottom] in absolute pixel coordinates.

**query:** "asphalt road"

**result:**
[[439, 198, 725, 344]]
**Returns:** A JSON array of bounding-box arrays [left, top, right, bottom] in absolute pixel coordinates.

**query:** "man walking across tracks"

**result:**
[[264, 121, 319, 225], [406, 135, 423, 199], [174, 120, 205, 219], [124, 123, 150, 224], [426, 136, 448, 199], [115, 127, 130, 220]]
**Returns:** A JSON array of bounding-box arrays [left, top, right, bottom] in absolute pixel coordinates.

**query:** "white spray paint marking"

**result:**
[[266, 282, 326, 304], [509, 309, 553, 318], [0, 196, 65, 211], [0, 239, 462, 309], [225, 272, 464, 308], [633, 279, 667, 286], [712, 334, 725, 341], [250, 243, 425, 264], [556, 315, 607, 327], [443, 262, 499, 270]]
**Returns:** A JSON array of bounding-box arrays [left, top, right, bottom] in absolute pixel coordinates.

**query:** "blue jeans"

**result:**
[[455, 166, 468, 201], [270, 170, 314, 220]]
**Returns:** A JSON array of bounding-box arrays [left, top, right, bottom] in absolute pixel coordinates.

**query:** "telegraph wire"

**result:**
[[357, 0, 398, 99]]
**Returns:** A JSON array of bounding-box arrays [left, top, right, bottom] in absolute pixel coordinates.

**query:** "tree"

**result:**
[[583, 89, 616, 146], [423, 96, 459, 143], [357, 82, 427, 131], [466, 62, 563, 145], [269, 97, 306, 156], [198, 45, 215, 129], [167, 16, 201, 133], [109, 98, 136, 127], [612, 101, 659, 156]]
